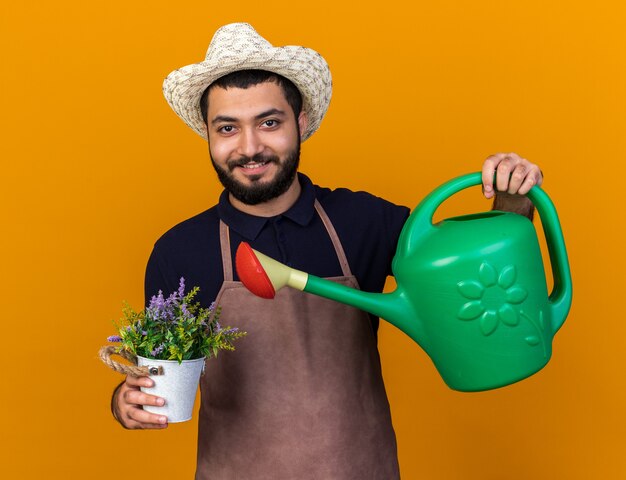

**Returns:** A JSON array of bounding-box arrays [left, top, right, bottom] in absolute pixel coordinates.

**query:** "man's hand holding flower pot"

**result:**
[[112, 377, 169, 429]]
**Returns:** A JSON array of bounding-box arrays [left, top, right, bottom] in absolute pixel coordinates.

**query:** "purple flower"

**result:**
[[148, 289, 176, 322], [149, 290, 165, 310], [177, 277, 186, 298], [208, 302, 216, 314], [107, 335, 122, 342], [151, 344, 165, 357]]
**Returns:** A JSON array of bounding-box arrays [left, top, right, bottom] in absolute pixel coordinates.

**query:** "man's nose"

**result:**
[[237, 128, 264, 158]]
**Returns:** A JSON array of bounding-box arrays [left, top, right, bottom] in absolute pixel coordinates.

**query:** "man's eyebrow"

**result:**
[[211, 115, 237, 126], [255, 108, 286, 120]]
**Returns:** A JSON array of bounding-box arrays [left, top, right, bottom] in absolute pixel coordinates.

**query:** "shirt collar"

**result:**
[[217, 172, 317, 240]]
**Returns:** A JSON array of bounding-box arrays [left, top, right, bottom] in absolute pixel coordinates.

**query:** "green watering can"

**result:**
[[236, 172, 572, 392]]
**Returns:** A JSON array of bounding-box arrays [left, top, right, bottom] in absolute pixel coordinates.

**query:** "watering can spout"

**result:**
[[235, 243, 421, 340], [303, 276, 420, 339]]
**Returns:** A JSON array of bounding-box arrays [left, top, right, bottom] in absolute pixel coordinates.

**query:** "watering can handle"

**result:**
[[405, 172, 572, 333], [525, 183, 573, 332]]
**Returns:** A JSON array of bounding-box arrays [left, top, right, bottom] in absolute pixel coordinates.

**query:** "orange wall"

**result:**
[[2, 1, 624, 478]]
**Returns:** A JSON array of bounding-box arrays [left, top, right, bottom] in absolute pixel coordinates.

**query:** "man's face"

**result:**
[[206, 81, 307, 205]]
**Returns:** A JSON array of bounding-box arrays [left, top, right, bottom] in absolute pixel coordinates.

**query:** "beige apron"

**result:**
[[196, 201, 399, 479]]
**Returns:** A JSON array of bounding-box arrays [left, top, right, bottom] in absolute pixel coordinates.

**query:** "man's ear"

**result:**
[[298, 111, 308, 139]]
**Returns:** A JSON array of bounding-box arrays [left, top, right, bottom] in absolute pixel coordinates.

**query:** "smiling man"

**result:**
[[111, 23, 543, 479], [206, 76, 306, 214]]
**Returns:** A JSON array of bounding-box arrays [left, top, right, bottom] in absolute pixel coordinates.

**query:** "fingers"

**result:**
[[122, 386, 166, 408], [125, 374, 155, 388], [516, 166, 543, 195], [124, 404, 169, 429], [481, 156, 498, 199], [115, 376, 169, 430], [506, 162, 527, 194], [481, 153, 542, 197]]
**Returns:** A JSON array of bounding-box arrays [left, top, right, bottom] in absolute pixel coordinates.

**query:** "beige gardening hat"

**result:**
[[162, 23, 332, 142]]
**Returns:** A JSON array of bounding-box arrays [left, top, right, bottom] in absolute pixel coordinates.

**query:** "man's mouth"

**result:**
[[229, 155, 278, 173], [241, 161, 269, 170]]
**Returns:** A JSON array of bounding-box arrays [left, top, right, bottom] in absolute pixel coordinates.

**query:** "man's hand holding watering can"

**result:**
[[481, 152, 544, 219]]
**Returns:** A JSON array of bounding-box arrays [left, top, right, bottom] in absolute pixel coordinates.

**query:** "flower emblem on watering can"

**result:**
[[457, 262, 527, 335], [456, 263, 546, 354]]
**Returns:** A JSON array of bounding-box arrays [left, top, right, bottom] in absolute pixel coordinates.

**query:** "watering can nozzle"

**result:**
[[236, 242, 308, 298], [235, 242, 276, 298]]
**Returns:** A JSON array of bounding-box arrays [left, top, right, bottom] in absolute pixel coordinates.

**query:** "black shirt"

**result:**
[[145, 173, 410, 331]]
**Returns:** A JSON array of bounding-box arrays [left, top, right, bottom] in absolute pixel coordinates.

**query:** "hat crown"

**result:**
[[205, 23, 273, 61]]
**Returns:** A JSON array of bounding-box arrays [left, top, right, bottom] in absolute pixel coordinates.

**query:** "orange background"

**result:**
[[2, 1, 624, 478]]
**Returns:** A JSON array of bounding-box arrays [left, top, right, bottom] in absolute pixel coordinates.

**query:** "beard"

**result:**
[[211, 145, 301, 206]]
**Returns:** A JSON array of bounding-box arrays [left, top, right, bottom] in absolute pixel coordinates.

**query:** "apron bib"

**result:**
[[196, 201, 399, 479]]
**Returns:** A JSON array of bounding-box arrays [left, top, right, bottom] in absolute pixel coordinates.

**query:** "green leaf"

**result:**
[[538, 311, 545, 329], [525, 335, 540, 346]]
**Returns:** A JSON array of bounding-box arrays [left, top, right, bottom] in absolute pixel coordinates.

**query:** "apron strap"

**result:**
[[219, 220, 233, 281], [218, 199, 354, 280], [314, 200, 352, 277]]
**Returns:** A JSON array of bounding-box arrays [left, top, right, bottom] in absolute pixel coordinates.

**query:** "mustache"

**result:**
[[228, 153, 280, 171]]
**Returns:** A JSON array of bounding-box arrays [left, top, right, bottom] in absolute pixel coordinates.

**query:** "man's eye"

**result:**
[[219, 125, 234, 133], [263, 120, 278, 128]]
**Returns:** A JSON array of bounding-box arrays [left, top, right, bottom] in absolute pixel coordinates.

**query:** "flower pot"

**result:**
[[137, 356, 206, 423]]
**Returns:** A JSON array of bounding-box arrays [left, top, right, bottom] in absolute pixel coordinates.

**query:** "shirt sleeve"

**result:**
[[144, 243, 177, 308], [385, 203, 411, 276]]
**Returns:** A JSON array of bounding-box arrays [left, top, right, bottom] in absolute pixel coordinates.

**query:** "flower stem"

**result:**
[[520, 311, 547, 358]]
